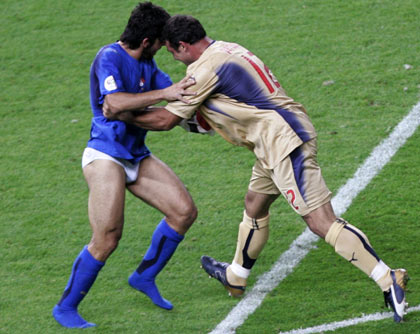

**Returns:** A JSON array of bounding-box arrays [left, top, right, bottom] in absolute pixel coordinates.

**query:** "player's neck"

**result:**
[[189, 37, 214, 62], [118, 41, 142, 60], [197, 37, 214, 55]]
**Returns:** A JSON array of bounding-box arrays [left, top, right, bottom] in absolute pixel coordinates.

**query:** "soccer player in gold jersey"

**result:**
[[103, 14, 408, 322]]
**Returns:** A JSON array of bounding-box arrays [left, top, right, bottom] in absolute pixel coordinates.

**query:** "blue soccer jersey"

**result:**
[[88, 42, 172, 162]]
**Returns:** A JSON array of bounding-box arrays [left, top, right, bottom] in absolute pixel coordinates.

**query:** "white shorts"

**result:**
[[82, 147, 140, 183]]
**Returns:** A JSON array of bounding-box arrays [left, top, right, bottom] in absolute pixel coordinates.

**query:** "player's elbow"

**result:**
[[158, 118, 177, 131]]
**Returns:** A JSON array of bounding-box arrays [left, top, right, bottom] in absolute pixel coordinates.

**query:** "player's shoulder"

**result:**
[[211, 41, 249, 56], [205, 41, 250, 65], [191, 41, 233, 71], [95, 43, 122, 63]]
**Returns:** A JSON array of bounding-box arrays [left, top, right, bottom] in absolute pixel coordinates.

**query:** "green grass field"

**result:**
[[1, 0, 420, 333]]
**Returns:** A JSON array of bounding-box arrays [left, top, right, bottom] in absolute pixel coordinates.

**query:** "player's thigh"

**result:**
[[83, 159, 126, 234], [127, 155, 194, 217], [272, 139, 331, 216], [247, 160, 280, 218]]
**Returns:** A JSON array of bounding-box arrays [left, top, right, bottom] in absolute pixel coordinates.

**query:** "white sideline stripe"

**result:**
[[278, 305, 420, 334], [209, 101, 420, 334]]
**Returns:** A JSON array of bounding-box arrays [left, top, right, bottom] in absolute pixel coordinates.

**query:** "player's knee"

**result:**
[[106, 229, 122, 250], [90, 229, 122, 260], [244, 191, 256, 208], [180, 200, 198, 227], [305, 219, 329, 238], [303, 202, 337, 238], [169, 199, 197, 231], [305, 219, 320, 236], [244, 191, 275, 218]]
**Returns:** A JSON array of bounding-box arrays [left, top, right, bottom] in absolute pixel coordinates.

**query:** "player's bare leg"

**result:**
[[201, 191, 278, 297], [85, 160, 126, 261], [304, 201, 408, 322], [53, 160, 126, 328], [127, 155, 197, 309], [128, 155, 196, 235]]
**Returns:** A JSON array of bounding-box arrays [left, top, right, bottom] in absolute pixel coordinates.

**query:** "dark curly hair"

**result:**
[[162, 15, 206, 49], [120, 2, 170, 49]]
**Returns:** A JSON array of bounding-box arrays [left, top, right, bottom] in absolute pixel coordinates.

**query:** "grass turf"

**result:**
[[1, 0, 419, 333]]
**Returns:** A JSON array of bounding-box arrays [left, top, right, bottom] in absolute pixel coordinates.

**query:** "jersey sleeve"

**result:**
[[151, 59, 173, 90], [165, 64, 218, 119], [95, 48, 126, 102]]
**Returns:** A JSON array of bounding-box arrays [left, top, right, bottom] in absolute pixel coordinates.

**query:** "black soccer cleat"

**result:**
[[383, 269, 409, 322], [200, 255, 246, 297]]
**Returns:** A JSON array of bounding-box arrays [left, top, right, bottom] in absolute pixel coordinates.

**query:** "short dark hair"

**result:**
[[162, 15, 206, 49], [120, 2, 170, 49]]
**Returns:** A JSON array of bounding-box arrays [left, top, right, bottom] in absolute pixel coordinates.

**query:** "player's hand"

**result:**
[[102, 100, 115, 119], [162, 75, 196, 103], [102, 99, 126, 120]]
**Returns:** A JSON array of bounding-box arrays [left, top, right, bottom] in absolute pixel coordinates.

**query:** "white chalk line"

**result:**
[[209, 101, 420, 334], [279, 305, 420, 334]]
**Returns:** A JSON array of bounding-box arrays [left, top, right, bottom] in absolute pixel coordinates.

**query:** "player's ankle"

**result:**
[[227, 265, 247, 287]]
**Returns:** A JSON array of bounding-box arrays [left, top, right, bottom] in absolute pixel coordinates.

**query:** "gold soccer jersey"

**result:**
[[166, 41, 317, 169]]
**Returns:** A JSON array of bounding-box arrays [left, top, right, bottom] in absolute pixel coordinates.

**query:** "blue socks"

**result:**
[[52, 246, 104, 328], [129, 219, 184, 310], [52, 220, 183, 328]]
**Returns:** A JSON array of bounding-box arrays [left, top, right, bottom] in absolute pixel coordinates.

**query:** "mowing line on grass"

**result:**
[[278, 305, 420, 334], [209, 101, 420, 334]]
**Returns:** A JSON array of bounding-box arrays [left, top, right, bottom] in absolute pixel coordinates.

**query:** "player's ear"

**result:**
[[141, 38, 150, 49], [179, 41, 188, 51]]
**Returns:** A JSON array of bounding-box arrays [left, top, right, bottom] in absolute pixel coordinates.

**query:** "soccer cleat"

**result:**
[[200, 255, 246, 297], [383, 269, 409, 322]]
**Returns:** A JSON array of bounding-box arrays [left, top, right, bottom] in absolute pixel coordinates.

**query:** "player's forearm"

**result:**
[[103, 75, 195, 116], [117, 107, 182, 131], [104, 91, 167, 115]]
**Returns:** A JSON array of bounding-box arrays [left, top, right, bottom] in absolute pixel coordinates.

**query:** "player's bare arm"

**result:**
[[109, 107, 182, 131], [103, 75, 195, 118]]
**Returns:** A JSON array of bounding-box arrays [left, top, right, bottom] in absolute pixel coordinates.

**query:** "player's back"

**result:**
[[190, 41, 317, 168]]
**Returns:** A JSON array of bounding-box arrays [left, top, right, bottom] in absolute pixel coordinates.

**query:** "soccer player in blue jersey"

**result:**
[[103, 15, 409, 323], [52, 3, 197, 329]]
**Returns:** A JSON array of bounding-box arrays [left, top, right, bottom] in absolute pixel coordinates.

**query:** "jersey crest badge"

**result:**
[[139, 78, 145, 90]]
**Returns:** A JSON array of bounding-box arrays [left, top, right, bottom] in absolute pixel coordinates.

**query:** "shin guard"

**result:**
[[230, 211, 269, 280], [325, 218, 391, 288], [128, 219, 184, 310]]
